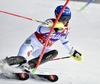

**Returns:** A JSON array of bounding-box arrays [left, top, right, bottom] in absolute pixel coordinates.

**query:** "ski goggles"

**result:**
[[60, 15, 71, 22]]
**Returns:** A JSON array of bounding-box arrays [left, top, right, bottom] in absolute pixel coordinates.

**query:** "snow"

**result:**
[[0, 0, 100, 84]]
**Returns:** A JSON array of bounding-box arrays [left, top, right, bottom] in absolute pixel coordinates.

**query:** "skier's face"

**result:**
[[62, 20, 68, 25], [59, 15, 71, 24], [59, 20, 68, 25]]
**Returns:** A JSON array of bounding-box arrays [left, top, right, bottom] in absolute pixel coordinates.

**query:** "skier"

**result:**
[[4, 5, 82, 72]]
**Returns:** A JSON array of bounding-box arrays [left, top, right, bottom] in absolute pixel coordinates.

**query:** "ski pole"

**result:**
[[52, 56, 71, 61], [0, 10, 66, 28], [52, 55, 82, 61], [0, 10, 45, 24]]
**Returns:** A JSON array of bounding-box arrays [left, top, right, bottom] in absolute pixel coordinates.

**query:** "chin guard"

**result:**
[[48, 22, 65, 30]]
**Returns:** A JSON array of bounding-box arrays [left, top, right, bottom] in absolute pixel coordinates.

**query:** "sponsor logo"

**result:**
[[45, 32, 66, 41]]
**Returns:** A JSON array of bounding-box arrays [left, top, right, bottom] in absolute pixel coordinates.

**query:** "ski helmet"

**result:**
[[55, 5, 71, 22]]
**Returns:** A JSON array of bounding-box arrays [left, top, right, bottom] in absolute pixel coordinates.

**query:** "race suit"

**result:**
[[17, 18, 72, 61]]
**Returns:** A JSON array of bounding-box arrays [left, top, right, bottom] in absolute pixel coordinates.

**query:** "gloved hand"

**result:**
[[48, 22, 65, 30], [70, 49, 82, 61], [72, 50, 82, 58]]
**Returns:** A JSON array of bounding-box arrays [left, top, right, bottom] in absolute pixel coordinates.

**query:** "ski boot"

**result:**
[[19, 49, 58, 73], [28, 49, 58, 69], [4, 56, 27, 66]]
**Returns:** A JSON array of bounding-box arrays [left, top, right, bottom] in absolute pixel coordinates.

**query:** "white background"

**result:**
[[0, 0, 100, 84]]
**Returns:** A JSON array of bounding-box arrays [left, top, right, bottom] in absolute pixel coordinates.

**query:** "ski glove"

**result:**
[[48, 22, 65, 30], [72, 50, 82, 58], [70, 50, 82, 61]]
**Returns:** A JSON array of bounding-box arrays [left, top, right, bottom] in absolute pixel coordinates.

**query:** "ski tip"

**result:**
[[37, 74, 59, 82], [15, 73, 29, 80], [48, 75, 58, 82]]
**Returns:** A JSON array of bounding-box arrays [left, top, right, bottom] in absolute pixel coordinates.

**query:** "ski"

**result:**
[[15, 73, 29, 80], [0, 56, 58, 82], [30, 73, 58, 82], [15, 73, 58, 82], [0, 72, 58, 82], [0, 62, 58, 82]]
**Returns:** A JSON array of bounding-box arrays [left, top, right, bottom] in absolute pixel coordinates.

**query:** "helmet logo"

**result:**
[[63, 9, 71, 14]]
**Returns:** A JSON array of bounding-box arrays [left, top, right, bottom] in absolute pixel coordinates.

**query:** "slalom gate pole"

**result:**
[[0, 10, 45, 24], [32, 0, 70, 74], [79, 0, 94, 11]]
